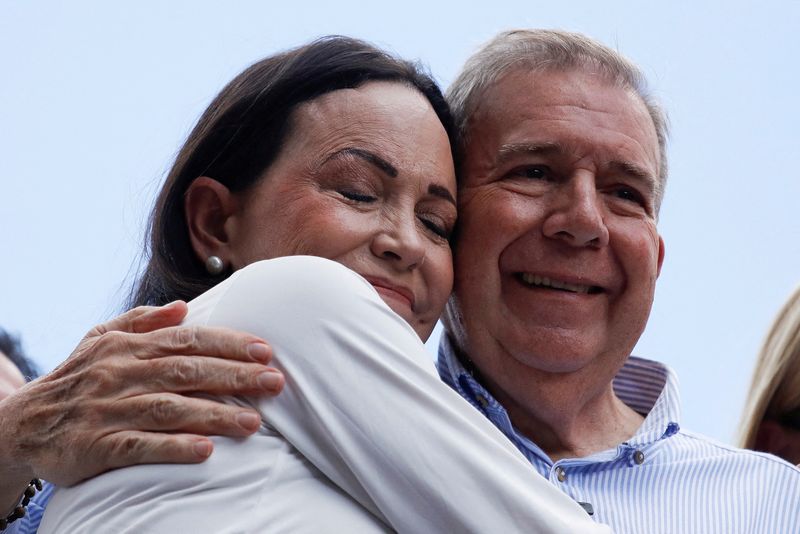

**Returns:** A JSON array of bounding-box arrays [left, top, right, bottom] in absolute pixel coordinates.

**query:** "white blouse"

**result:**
[[41, 256, 610, 533]]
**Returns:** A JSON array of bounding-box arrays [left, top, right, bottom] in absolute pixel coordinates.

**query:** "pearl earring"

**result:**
[[205, 255, 224, 275]]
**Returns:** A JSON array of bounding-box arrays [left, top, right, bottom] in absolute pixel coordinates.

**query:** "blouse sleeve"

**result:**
[[207, 256, 611, 533]]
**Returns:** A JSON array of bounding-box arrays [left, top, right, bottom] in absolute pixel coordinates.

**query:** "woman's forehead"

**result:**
[[283, 82, 454, 180]]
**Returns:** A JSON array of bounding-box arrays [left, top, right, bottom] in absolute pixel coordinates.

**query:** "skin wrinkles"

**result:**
[[206, 81, 457, 340], [469, 79, 662, 202], [323, 148, 399, 178], [494, 143, 658, 211], [445, 67, 664, 459], [317, 148, 456, 212], [303, 86, 447, 180]]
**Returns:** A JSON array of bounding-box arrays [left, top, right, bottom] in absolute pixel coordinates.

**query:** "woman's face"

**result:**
[[225, 81, 457, 340]]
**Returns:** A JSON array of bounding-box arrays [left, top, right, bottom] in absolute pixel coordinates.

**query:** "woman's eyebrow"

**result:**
[[428, 184, 456, 206], [323, 147, 454, 205], [324, 147, 398, 177]]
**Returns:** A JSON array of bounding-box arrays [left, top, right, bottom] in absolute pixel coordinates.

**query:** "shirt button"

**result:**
[[475, 394, 489, 408], [633, 450, 645, 465], [555, 466, 566, 482]]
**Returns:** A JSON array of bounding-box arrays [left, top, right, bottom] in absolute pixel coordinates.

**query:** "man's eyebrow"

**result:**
[[428, 184, 456, 206], [496, 142, 562, 163], [496, 143, 659, 194], [609, 160, 658, 195], [324, 147, 398, 178]]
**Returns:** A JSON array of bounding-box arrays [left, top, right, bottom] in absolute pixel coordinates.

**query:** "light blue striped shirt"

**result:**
[[437, 335, 800, 533]]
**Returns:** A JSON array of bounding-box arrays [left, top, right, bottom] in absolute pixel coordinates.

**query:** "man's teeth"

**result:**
[[519, 273, 591, 294]]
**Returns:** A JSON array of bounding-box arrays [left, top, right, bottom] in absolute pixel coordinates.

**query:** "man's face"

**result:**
[[446, 68, 664, 379]]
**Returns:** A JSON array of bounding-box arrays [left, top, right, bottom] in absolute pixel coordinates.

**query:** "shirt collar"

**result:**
[[436, 334, 681, 453]]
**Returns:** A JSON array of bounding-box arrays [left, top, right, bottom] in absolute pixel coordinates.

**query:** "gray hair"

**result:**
[[447, 29, 669, 211]]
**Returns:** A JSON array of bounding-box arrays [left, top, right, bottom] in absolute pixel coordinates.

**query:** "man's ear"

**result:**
[[656, 235, 666, 277], [185, 177, 239, 266]]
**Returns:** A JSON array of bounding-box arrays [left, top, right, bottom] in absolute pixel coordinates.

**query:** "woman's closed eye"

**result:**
[[339, 189, 377, 203], [418, 214, 453, 240]]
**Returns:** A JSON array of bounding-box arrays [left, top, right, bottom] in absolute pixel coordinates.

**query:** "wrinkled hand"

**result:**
[[0, 301, 283, 493]]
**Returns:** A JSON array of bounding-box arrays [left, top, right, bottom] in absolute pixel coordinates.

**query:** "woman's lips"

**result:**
[[361, 276, 415, 312]]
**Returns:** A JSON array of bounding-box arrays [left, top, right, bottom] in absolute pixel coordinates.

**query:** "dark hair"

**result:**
[[0, 328, 39, 381], [129, 36, 455, 308]]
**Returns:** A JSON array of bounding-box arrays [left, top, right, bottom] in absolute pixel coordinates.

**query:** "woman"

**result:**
[[34, 37, 608, 532], [739, 285, 800, 466]]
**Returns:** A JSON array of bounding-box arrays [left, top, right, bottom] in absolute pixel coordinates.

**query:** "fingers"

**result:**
[[87, 301, 190, 339], [83, 431, 216, 480], [82, 303, 275, 365], [128, 325, 274, 364], [102, 393, 265, 436], [128, 301, 190, 334], [130, 356, 284, 395], [72, 351, 284, 399]]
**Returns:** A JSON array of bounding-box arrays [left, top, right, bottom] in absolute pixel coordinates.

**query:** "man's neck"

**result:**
[[487, 375, 644, 461], [455, 345, 645, 461]]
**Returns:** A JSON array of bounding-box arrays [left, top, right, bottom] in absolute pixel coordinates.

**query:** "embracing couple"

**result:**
[[2, 30, 798, 534]]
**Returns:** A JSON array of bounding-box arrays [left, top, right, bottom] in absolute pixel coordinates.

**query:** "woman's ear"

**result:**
[[185, 177, 239, 266]]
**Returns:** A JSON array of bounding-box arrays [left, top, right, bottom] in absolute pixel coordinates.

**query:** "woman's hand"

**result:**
[[0, 301, 283, 510]]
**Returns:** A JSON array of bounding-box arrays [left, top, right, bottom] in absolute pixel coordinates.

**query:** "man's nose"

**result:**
[[541, 173, 610, 248]]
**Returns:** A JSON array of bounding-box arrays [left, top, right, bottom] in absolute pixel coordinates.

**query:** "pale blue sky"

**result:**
[[1, 0, 798, 444]]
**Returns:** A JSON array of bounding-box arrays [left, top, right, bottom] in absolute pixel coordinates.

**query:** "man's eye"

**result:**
[[612, 187, 644, 205], [510, 165, 551, 180], [339, 190, 376, 202]]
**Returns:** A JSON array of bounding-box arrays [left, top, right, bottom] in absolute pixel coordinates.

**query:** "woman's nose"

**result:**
[[370, 217, 426, 270]]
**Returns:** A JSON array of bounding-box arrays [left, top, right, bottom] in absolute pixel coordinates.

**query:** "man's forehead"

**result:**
[[474, 67, 651, 128], [465, 69, 660, 180], [464, 65, 665, 208]]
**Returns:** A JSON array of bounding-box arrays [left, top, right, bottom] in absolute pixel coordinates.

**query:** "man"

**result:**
[[436, 29, 799, 531], [6, 30, 799, 533]]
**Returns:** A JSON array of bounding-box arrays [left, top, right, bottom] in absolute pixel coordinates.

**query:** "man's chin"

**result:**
[[500, 331, 609, 376]]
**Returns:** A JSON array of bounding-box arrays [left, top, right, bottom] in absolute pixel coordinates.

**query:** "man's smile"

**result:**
[[515, 272, 604, 295]]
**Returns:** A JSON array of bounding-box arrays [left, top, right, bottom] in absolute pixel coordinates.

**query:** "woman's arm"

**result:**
[[211, 256, 609, 533], [0, 302, 281, 525]]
